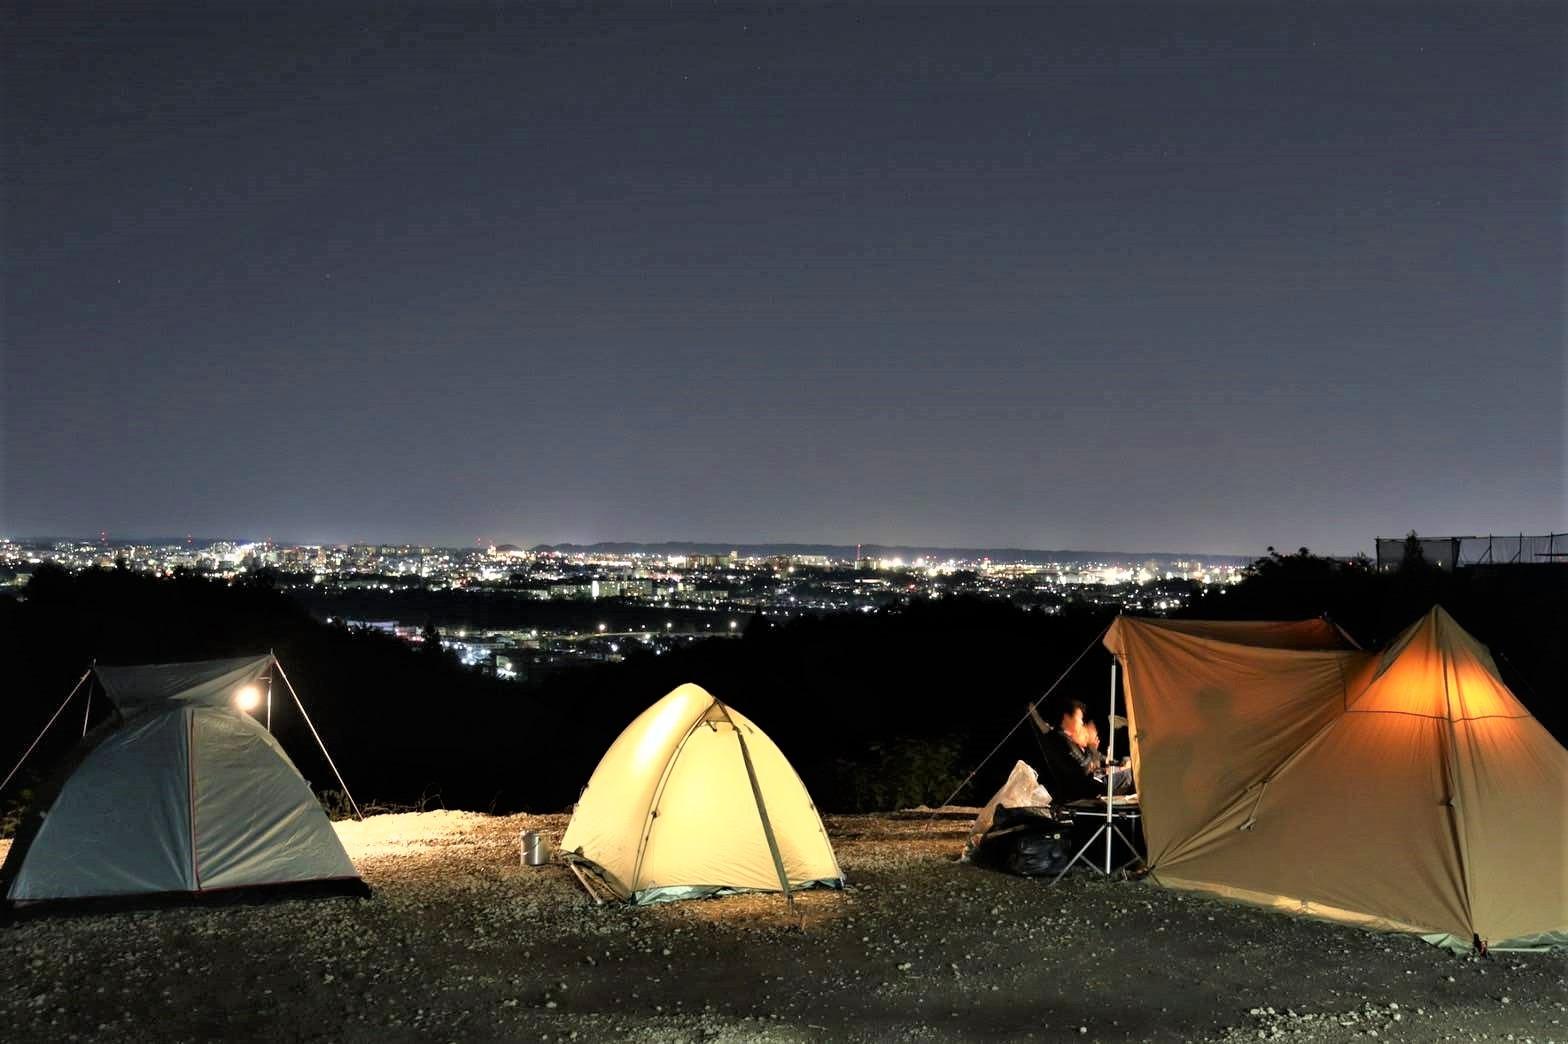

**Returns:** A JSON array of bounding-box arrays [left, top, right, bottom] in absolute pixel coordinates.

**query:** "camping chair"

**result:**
[[1030, 727, 1143, 881]]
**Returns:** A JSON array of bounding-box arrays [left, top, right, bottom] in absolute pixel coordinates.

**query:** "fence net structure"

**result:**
[[1375, 533, 1568, 571]]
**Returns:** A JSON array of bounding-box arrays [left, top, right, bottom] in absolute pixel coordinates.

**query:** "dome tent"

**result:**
[[560, 683, 843, 905], [1105, 607, 1568, 951], [1, 655, 365, 907]]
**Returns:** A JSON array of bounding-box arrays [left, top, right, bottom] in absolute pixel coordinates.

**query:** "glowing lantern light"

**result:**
[[234, 684, 262, 712]]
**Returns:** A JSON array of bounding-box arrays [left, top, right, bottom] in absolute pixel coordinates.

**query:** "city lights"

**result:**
[[0, 535, 1258, 684]]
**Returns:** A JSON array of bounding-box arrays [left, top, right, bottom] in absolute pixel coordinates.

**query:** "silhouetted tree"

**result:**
[[421, 620, 444, 656], [1400, 530, 1429, 572]]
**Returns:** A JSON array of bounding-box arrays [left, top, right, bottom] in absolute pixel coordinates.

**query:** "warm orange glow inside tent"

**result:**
[[1105, 607, 1568, 950]]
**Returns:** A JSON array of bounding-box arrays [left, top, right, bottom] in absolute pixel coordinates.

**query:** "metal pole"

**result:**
[[81, 667, 95, 737], [2, 669, 92, 795], [720, 702, 797, 916], [272, 657, 364, 820], [265, 657, 274, 734], [1105, 659, 1116, 874]]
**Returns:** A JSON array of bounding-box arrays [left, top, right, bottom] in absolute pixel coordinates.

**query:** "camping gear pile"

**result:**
[[964, 760, 1072, 876]]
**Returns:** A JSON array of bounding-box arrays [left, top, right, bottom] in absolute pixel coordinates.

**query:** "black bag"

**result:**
[[972, 805, 1074, 877], [1004, 830, 1072, 877]]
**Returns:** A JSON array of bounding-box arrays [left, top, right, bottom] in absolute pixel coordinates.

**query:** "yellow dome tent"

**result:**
[[559, 683, 843, 905], [1105, 607, 1568, 951]]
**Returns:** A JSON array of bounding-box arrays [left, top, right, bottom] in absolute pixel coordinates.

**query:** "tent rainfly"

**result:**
[[560, 683, 843, 904], [1104, 607, 1568, 951], [1, 655, 365, 906]]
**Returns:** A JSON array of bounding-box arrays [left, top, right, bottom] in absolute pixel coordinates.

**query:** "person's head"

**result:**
[[1058, 700, 1088, 736], [1082, 720, 1100, 749]]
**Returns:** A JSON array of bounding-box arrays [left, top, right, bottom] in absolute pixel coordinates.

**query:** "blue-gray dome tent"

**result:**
[[1, 655, 365, 907]]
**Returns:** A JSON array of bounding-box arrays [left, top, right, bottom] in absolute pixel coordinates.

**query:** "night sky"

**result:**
[[3, 2, 1563, 554]]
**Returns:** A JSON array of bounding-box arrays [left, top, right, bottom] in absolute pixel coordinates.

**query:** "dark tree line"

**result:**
[[1, 555, 1561, 821]]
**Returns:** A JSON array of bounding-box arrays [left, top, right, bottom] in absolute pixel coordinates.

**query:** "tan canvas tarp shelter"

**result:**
[[1105, 608, 1568, 950], [560, 683, 843, 904]]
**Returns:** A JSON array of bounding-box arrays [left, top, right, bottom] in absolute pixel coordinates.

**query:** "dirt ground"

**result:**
[[2, 810, 1564, 1043]]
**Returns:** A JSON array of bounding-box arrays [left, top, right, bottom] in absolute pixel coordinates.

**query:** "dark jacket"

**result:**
[[1038, 728, 1101, 802]]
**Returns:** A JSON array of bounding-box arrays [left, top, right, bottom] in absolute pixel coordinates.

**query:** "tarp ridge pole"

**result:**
[[1105, 659, 1116, 874], [929, 624, 1111, 817], [272, 657, 364, 821], [1, 669, 93, 795], [265, 649, 274, 734]]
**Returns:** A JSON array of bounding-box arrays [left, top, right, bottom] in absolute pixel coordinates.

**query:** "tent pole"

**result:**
[[2, 669, 93, 795], [1105, 659, 1116, 874], [265, 651, 274, 734], [721, 704, 797, 919], [81, 661, 96, 737], [272, 657, 364, 821]]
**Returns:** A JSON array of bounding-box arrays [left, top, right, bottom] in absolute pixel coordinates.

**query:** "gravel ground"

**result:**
[[2, 810, 1564, 1042]]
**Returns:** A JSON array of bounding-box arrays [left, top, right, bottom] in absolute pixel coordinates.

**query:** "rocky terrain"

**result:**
[[2, 810, 1563, 1042]]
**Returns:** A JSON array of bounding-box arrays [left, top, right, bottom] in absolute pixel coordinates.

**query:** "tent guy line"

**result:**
[[272, 657, 362, 821], [0, 668, 92, 795], [929, 624, 1111, 817]]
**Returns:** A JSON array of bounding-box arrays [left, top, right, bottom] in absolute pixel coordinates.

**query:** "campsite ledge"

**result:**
[[3, 810, 1564, 1043]]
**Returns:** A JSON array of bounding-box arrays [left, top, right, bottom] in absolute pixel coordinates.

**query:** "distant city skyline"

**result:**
[[4, 5, 1563, 556], [10, 528, 1562, 563]]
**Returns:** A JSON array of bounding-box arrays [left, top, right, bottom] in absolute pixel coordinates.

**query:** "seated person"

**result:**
[[1080, 721, 1134, 796], [1028, 699, 1134, 801]]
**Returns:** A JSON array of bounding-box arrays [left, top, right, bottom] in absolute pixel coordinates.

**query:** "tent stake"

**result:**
[[272, 658, 364, 821], [1, 669, 93, 796]]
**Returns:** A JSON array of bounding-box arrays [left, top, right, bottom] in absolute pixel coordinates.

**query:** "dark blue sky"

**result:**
[[3, 2, 1563, 554]]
